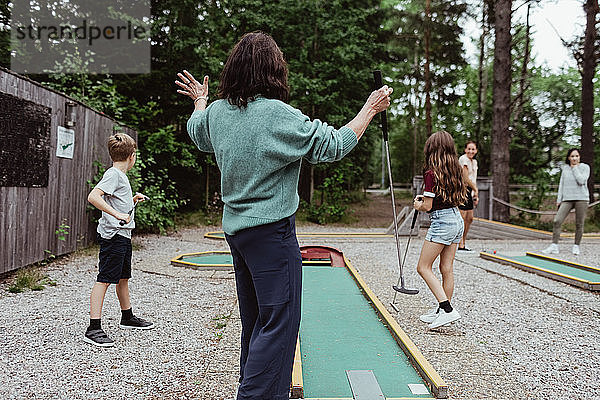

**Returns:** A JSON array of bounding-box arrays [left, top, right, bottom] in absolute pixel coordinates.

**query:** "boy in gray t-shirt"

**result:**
[[84, 133, 153, 347]]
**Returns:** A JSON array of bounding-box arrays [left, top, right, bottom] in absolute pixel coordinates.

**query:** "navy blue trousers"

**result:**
[[225, 215, 302, 400]]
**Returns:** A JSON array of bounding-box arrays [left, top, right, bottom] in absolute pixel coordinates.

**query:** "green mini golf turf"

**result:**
[[503, 255, 600, 283], [300, 265, 431, 398], [178, 254, 232, 265]]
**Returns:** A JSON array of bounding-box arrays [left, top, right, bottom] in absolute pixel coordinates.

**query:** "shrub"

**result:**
[[8, 267, 56, 293]]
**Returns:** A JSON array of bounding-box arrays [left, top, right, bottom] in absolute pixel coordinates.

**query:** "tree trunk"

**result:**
[[412, 49, 419, 178], [424, 0, 432, 137], [581, 0, 599, 203], [512, 4, 531, 126], [491, 0, 512, 222], [298, 15, 320, 204], [475, 0, 489, 147]]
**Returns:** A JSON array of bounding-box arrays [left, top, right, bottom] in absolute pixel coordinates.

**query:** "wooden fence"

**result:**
[[0, 67, 136, 275]]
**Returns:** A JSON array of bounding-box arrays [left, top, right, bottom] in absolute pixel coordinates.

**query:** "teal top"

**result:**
[[187, 97, 358, 234]]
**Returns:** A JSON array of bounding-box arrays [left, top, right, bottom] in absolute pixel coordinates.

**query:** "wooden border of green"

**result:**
[[291, 338, 304, 398], [204, 231, 227, 240], [473, 218, 552, 236], [204, 231, 394, 240], [480, 252, 600, 291], [170, 251, 233, 270], [343, 255, 448, 399], [472, 218, 600, 239]]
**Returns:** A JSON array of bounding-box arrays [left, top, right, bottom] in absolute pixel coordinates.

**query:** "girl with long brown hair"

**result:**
[[413, 131, 467, 329]]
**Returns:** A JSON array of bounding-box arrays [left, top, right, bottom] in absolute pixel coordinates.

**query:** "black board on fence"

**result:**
[[0, 92, 52, 187]]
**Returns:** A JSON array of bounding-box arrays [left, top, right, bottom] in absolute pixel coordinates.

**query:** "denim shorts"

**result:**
[[425, 207, 465, 245]]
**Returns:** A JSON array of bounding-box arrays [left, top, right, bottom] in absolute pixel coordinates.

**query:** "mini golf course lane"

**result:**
[[170, 247, 445, 397], [480, 252, 600, 291], [300, 264, 433, 399], [170, 251, 233, 269]]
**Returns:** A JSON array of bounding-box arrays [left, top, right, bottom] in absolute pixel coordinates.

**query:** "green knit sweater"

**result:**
[[187, 97, 358, 234]]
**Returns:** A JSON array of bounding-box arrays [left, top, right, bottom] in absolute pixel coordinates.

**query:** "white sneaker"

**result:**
[[429, 309, 461, 329], [541, 243, 559, 255], [572, 245, 580, 255], [419, 307, 440, 324]]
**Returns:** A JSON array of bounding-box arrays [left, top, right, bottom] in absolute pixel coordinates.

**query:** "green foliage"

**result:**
[[510, 170, 554, 229], [137, 125, 201, 213], [128, 158, 183, 234], [2, 0, 596, 228], [384, 0, 470, 182], [303, 163, 361, 224], [55, 219, 70, 242], [270, 0, 390, 218], [587, 206, 600, 232], [302, 199, 344, 225], [212, 312, 231, 341], [0, 0, 9, 68], [8, 267, 57, 293]]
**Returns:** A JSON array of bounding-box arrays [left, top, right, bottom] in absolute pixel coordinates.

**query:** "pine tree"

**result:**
[[580, 0, 599, 203], [491, 0, 512, 222]]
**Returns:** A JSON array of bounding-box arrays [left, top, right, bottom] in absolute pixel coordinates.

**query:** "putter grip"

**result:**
[[372, 70, 388, 141], [119, 208, 134, 226], [411, 210, 418, 229]]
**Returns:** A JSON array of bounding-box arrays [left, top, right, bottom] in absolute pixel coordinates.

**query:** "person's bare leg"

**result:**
[[115, 279, 131, 311], [439, 243, 458, 300], [459, 210, 473, 248], [416, 241, 447, 301], [90, 282, 110, 319]]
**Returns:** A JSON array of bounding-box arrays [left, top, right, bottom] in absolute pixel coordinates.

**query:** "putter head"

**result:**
[[392, 285, 419, 295]]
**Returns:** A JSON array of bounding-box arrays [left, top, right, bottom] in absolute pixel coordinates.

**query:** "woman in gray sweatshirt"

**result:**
[[542, 148, 590, 255]]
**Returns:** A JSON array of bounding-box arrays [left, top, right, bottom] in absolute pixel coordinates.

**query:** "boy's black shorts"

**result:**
[[458, 191, 474, 211], [97, 233, 132, 284]]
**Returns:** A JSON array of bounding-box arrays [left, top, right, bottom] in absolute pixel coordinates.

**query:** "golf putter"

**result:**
[[119, 193, 149, 226], [390, 210, 420, 308], [373, 70, 419, 309]]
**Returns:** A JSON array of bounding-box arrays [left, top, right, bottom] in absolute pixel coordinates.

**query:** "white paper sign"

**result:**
[[56, 126, 75, 159]]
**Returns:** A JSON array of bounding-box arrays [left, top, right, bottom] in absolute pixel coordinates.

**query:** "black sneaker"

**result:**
[[120, 315, 154, 330], [83, 328, 115, 347], [457, 247, 472, 253]]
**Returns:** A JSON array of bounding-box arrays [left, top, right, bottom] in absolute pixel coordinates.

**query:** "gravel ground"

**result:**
[[1, 225, 599, 400]]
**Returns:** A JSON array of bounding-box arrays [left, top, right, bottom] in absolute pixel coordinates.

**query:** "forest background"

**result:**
[[0, 0, 598, 232]]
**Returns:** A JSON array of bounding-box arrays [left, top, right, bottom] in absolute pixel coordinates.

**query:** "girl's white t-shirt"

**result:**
[[459, 154, 478, 188]]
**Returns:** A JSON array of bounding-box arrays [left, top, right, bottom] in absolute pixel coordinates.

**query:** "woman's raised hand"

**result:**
[[175, 70, 209, 103], [366, 85, 393, 113]]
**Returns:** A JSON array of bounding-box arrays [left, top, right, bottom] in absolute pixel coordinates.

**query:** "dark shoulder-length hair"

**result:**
[[218, 31, 289, 108], [565, 148, 580, 164], [423, 131, 468, 205]]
